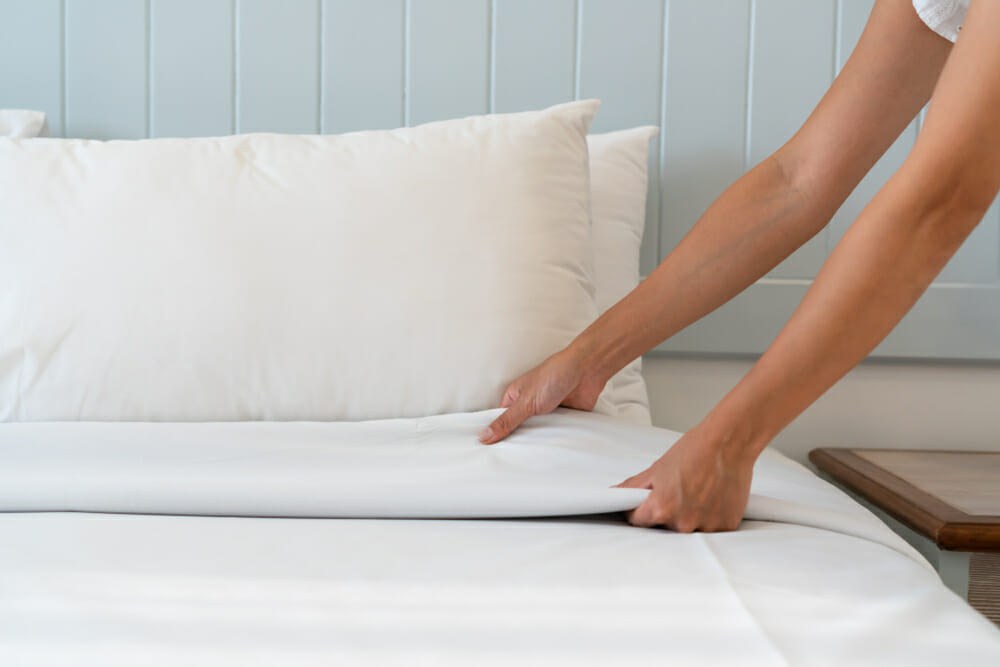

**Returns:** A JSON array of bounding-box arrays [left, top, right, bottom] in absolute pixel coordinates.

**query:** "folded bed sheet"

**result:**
[[2, 409, 998, 666], [0, 408, 935, 562]]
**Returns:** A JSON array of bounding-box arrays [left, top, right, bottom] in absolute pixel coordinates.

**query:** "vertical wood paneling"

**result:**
[[237, 0, 320, 134], [0, 0, 64, 136], [407, 0, 490, 126], [492, 0, 575, 113], [578, 0, 663, 133], [151, 0, 233, 137], [65, 0, 147, 139], [3, 0, 996, 357], [322, 0, 405, 133], [660, 1, 751, 257], [578, 0, 664, 274], [828, 0, 918, 251], [750, 0, 837, 279]]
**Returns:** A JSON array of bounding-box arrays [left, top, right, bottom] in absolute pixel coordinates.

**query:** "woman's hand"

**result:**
[[478, 347, 607, 444], [617, 424, 755, 533]]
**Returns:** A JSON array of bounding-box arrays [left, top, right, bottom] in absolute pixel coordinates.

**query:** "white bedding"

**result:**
[[1, 410, 998, 665], [0, 102, 600, 423]]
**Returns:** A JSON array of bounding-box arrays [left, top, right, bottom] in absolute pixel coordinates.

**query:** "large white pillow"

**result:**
[[0, 109, 49, 138], [0, 101, 600, 421], [588, 127, 659, 424]]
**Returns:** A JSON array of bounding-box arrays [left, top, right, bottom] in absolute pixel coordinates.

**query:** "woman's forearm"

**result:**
[[564, 0, 952, 391], [700, 0, 1000, 460], [571, 151, 843, 384], [703, 168, 993, 459]]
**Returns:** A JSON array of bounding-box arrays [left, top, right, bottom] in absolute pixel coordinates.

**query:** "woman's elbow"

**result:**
[[910, 138, 1000, 221], [894, 160, 997, 261], [919, 167, 996, 235]]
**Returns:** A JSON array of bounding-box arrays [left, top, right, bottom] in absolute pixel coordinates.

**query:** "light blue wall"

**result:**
[[2, 0, 998, 359]]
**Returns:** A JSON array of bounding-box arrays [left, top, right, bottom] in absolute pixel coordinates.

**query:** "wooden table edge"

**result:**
[[808, 448, 980, 550]]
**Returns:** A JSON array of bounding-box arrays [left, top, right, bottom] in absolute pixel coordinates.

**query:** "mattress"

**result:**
[[1, 409, 998, 665]]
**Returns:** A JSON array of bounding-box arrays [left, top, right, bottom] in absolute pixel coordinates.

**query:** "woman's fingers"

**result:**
[[478, 400, 533, 444], [615, 469, 653, 489], [499, 385, 520, 409], [477, 349, 599, 445], [624, 488, 744, 532], [626, 493, 671, 528], [619, 468, 659, 527], [626, 494, 694, 532]]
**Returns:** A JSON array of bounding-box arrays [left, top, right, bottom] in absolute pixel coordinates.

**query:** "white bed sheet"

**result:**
[[1, 410, 998, 665]]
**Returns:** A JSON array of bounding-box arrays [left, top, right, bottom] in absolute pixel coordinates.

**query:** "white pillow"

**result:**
[[0, 100, 600, 421], [0, 110, 49, 138], [588, 127, 659, 424]]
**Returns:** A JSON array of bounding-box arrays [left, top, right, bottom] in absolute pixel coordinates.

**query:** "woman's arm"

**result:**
[[624, 0, 1000, 532], [480, 0, 950, 444]]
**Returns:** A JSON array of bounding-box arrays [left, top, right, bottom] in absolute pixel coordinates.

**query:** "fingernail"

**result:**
[[478, 427, 493, 443]]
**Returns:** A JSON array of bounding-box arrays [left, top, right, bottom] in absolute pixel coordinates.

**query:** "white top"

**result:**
[[913, 0, 969, 42]]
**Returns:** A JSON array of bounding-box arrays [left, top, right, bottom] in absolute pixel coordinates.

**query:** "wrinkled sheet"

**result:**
[[1, 409, 998, 665]]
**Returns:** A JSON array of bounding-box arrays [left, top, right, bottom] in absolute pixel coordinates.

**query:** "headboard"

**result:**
[[2, 0, 998, 359]]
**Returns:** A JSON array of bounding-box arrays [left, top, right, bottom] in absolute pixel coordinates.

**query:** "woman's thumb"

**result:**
[[478, 400, 533, 444]]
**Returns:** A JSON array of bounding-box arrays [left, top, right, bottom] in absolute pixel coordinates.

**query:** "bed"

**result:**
[[2, 410, 999, 665], [1, 101, 998, 665]]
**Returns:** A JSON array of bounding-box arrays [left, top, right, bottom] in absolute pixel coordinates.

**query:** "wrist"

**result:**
[[564, 332, 616, 390], [697, 400, 775, 466]]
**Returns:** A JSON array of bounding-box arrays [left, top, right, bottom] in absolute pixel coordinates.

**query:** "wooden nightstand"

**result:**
[[809, 448, 1000, 625]]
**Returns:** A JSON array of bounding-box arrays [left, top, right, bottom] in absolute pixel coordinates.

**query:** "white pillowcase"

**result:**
[[588, 127, 659, 424], [0, 109, 49, 138], [0, 101, 600, 421]]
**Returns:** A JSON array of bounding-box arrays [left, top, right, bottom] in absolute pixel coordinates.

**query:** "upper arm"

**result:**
[[901, 0, 1000, 217], [777, 0, 953, 211]]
